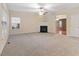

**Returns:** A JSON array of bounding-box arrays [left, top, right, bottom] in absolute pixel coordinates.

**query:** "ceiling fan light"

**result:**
[[39, 7, 45, 15], [39, 11, 44, 15]]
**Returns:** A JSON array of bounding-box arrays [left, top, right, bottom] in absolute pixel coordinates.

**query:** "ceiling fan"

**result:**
[[27, 3, 52, 15], [39, 7, 48, 15]]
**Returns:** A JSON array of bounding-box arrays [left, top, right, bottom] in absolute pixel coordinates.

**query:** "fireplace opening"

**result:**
[[40, 26, 48, 33]]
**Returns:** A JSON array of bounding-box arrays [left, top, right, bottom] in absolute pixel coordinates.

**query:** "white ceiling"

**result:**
[[7, 3, 79, 13]]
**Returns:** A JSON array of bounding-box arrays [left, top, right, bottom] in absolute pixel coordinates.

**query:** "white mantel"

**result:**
[[37, 21, 48, 32]]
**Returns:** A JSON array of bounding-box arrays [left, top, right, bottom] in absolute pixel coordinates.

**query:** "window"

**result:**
[[11, 17, 21, 29]]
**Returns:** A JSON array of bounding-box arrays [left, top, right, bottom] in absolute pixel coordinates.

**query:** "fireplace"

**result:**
[[40, 26, 48, 33]]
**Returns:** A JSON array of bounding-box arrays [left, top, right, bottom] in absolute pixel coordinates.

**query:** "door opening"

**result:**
[[56, 18, 67, 35]]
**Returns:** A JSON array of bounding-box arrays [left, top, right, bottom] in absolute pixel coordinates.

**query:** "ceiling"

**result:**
[[7, 3, 79, 13]]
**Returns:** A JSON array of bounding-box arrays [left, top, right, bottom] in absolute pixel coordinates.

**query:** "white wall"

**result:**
[[69, 13, 79, 37], [0, 3, 9, 55], [9, 11, 56, 35]]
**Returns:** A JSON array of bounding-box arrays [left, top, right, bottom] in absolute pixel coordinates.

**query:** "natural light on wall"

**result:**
[[11, 17, 21, 29]]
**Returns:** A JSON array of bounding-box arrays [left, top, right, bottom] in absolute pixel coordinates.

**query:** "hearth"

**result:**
[[40, 26, 48, 33]]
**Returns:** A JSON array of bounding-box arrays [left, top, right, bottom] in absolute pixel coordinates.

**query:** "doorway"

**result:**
[[56, 18, 67, 35]]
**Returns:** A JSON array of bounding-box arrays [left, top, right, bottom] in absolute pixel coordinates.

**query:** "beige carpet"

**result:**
[[1, 33, 79, 56]]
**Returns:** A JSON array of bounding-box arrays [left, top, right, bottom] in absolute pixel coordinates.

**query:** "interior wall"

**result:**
[[69, 13, 79, 37], [9, 11, 56, 35], [0, 3, 9, 55], [9, 6, 79, 37], [55, 7, 79, 37], [0, 4, 2, 39]]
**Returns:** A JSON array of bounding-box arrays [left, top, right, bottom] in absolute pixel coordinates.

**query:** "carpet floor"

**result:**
[[1, 33, 79, 56]]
